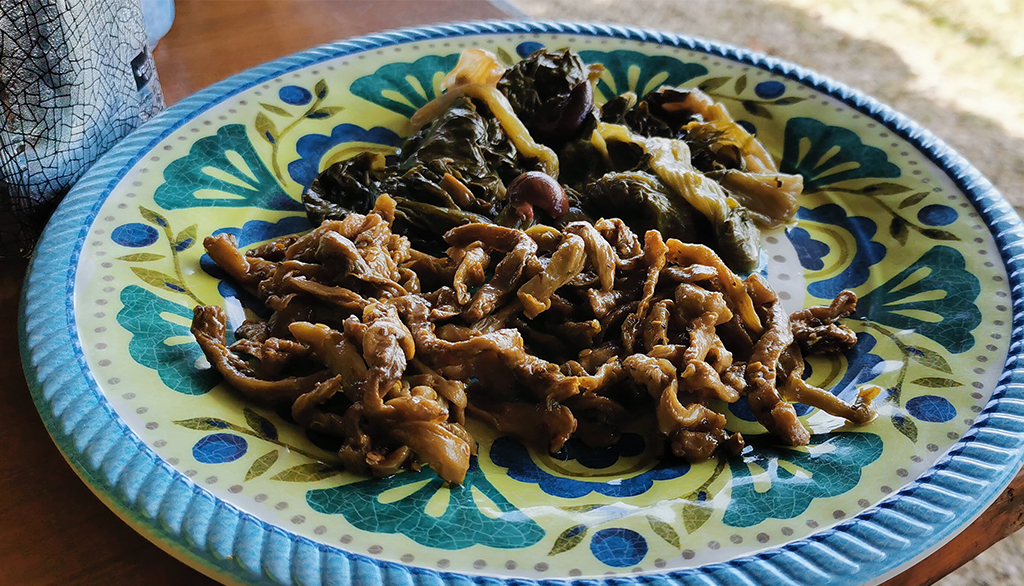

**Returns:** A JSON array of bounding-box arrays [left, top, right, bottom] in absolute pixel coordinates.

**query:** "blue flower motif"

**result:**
[[516, 41, 545, 58], [286, 123, 401, 188], [906, 395, 956, 423], [787, 203, 887, 299], [193, 433, 248, 463], [111, 223, 159, 247], [551, 433, 645, 468], [786, 226, 829, 271], [724, 432, 884, 527], [917, 204, 957, 226], [489, 435, 689, 498], [306, 457, 544, 550], [736, 120, 757, 135], [279, 85, 312, 106], [754, 80, 785, 99], [591, 528, 648, 567], [827, 332, 887, 399]]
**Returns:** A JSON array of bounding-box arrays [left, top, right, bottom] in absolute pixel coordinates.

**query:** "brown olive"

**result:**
[[507, 171, 568, 218]]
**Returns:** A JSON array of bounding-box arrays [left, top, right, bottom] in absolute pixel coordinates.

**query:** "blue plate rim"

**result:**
[[18, 19, 1024, 586]]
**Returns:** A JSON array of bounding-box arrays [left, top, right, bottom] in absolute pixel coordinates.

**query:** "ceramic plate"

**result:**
[[20, 21, 1024, 586]]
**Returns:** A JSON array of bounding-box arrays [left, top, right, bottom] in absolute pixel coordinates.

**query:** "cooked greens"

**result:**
[[303, 48, 802, 271]]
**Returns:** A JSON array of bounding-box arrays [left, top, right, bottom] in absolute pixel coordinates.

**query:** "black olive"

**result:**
[[557, 80, 593, 135], [533, 80, 594, 138]]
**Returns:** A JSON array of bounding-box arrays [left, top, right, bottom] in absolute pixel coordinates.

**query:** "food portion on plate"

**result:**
[[192, 48, 877, 485], [304, 48, 802, 272]]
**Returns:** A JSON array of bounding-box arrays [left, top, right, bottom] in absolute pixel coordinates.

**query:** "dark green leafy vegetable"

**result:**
[[605, 87, 744, 174], [714, 209, 761, 273], [398, 96, 520, 210], [303, 152, 392, 224], [305, 48, 794, 272], [497, 49, 599, 146], [305, 96, 528, 250], [581, 171, 706, 244]]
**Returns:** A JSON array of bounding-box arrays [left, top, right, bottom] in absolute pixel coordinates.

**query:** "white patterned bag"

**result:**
[[0, 0, 164, 256]]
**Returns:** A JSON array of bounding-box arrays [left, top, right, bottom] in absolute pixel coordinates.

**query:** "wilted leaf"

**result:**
[[911, 377, 964, 388], [173, 224, 197, 252], [259, 102, 292, 117], [314, 79, 328, 99], [772, 96, 805, 105], [681, 499, 713, 534], [548, 524, 587, 556], [733, 74, 747, 94], [898, 191, 930, 209], [245, 449, 280, 481], [889, 216, 909, 246], [697, 76, 731, 92], [306, 106, 344, 120], [856, 182, 911, 196], [646, 515, 680, 548], [920, 228, 960, 241], [131, 267, 188, 294], [892, 412, 919, 443], [174, 417, 236, 431], [907, 346, 953, 373], [255, 112, 278, 144], [243, 407, 278, 440], [139, 205, 169, 227], [741, 100, 773, 119], [116, 253, 165, 262], [270, 462, 342, 482]]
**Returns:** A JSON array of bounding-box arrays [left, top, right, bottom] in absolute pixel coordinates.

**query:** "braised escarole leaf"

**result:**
[[304, 47, 799, 272], [497, 48, 601, 146]]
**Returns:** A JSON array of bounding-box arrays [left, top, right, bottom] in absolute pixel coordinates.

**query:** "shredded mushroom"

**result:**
[[193, 195, 875, 485]]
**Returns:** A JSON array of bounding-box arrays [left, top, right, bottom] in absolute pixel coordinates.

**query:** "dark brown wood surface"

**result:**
[[1, 2, 1019, 585]]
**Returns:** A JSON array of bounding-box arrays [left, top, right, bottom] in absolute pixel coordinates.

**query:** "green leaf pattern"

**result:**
[[245, 450, 280, 481], [153, 124, 301, 211], [724, 433, 885, 527], [349, 54, 459, 117], [578, 49, 708, 100], [271, 462, 342, 482], [118, 286, 219, 396], [647, 515, 681, 548], [548, 524, 588, 555]]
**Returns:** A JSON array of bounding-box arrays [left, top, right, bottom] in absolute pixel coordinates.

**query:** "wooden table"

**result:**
[[1, 1, 1020, 585]]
